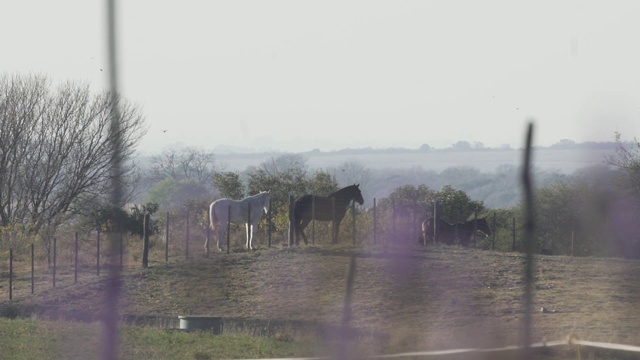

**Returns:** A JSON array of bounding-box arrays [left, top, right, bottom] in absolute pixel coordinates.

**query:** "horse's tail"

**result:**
[[210, 204, 218, 231]]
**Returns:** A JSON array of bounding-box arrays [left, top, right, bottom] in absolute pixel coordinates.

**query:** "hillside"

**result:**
[[6, 243, 640, 354], [214, 146, 616, 174]]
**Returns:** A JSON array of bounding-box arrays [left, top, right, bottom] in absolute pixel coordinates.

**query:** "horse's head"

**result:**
[[352, 184, 364, 205], [260, 191, 271, 212], [476, 217, 492, 237]]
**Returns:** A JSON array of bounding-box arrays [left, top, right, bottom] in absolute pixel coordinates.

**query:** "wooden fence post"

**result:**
[[142, 212, 150, 268]]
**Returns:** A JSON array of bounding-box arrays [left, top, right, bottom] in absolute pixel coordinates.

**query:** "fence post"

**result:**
[[351, 200, 356, 245], [247, 202, 252, 249], [226, 204, 231, 254], [571, 230, 574, 257], [142, 212, 150, 268], [512, 217, 516, 251], [412, 201, 417, 244], [165, 211, 169, 263], [185, 209, 190, 260], [492, 212, 496, 250], [433, 201, 438, 244], [206, 206, 210, 258], [332, 197, 336, 244], [392, 199, 396, 245], [119, 233, 124, 268], [311, 195, 315, 245], [31, 243, 35, 294], [288, 195, 294, 247], [521, 121, 536, 354], [473, 210, 478, 248], [268, 198, 272, 248], [373, 198, 377, 245], [74, 232, 79, 284], [97, 230, 101, 276], [53, 237, 57, 288], [9, 248, 13, 301]]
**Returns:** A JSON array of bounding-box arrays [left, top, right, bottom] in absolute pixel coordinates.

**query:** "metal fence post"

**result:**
[[97, 230, 101, 276], [53, 237, 57, 288], [142, 212, 150, 268], [165, 211, 169, 263], [373, 198, 377, 245], [31, 243, 35, 294], [492, 212, 496, 250], [512, 217, 516, 251], [311, 195, 315, 245], [185, 209, 190, 260], [247, 202, 251, 249], [352, 200, 356, 245], [9, 248, 13, 301], [268, 198, 272, 248], [206, 207, 210, 258], [74, 232, 79, 284], [227, 204, 231, 254], [288, 195, 294, 247]]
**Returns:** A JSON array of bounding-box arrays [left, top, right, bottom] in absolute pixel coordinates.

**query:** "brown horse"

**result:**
[[293, 184, 364, 245], [422, 216, 492, 246]]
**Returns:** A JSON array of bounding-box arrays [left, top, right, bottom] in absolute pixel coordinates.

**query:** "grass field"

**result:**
[[2, 241, 640, 359]]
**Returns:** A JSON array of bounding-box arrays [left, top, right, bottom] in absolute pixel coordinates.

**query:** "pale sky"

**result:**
[[3, 1, 640, 154]]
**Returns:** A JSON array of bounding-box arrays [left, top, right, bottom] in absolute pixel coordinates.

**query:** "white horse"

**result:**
[[206, 191, 271, 251]]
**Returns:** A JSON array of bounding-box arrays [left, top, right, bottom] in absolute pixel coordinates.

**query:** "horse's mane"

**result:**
[[329, 184, 359, 197]]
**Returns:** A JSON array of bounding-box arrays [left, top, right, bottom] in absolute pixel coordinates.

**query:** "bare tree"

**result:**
[[0, 74, 147, 237], [605, 132, 640, 192], [150, 147, 216, 185]]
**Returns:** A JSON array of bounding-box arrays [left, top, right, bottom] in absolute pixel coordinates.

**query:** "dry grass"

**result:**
[[3, 239, 640, 355]]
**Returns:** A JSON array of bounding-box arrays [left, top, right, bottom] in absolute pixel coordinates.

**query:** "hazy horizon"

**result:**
[[4, 1, 640, 154]]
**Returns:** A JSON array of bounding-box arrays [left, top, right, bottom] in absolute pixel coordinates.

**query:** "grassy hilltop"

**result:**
[[2, 243, 640, 358]]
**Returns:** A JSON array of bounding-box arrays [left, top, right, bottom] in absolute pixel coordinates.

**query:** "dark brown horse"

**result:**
[[454, 217, 492, 246], [293, 184, 364, 245], [422, 216, 492, 246], [422, 217, 457, 245]]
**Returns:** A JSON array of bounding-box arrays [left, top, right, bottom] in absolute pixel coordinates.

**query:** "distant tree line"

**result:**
[[3, 73, 640, 260]]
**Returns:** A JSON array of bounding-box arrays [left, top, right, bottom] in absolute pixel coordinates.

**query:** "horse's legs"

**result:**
[[332, 219, 342, 244], [245, 223, 253, 250], [216, 228, 224, 251], [297, 218, 311, 245]]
